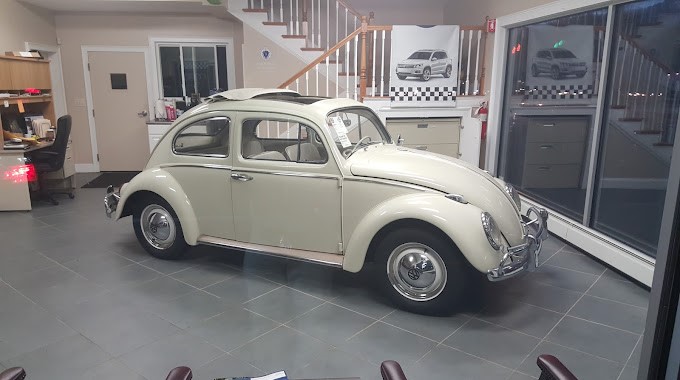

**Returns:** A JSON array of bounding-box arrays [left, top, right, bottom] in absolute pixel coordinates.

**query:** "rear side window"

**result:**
[[173, 116, 230, 157]]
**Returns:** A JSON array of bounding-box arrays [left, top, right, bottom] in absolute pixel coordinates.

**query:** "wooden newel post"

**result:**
[[359, 16, 368, 102]]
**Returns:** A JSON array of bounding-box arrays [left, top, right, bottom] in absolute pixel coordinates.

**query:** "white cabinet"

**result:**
[[147, 123, 172, 152], [385, 118, 462, 158]]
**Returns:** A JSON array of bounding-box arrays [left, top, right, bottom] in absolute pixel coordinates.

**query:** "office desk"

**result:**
[[0, 142, 53, 211]]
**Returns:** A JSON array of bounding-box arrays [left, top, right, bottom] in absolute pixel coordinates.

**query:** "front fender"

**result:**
[[343, 193, 502, 273], [115, 168, 200, 245]]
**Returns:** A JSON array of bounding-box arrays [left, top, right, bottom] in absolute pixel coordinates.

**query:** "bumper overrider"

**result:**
[[104, 185, 120, 218], [487, 207, 549, 281]]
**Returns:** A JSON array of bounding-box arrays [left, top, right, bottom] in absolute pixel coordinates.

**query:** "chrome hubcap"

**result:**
[[423, 70, 430, 80], [140, 204, 176, 250], [387, 243, 447, 302]]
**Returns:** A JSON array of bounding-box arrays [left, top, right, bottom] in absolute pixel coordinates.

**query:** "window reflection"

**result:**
[[592, 0, 679, 256], [499, 9, 608, 221]]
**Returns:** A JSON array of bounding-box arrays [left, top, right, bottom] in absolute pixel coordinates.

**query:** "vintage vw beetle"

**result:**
[[105, 88, 548, 315]]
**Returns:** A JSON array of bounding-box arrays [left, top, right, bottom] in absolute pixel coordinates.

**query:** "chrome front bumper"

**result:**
[[487, 207, 549, 281], [104, 185, 120, 218]]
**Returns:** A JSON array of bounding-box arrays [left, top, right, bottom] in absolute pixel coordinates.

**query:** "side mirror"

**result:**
[[397, 134, 404, 146], [431, 57, 437, 61]]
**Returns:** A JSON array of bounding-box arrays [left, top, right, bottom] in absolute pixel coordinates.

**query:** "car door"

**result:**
[[161, 113, 235, 240], [230, 112, 343, 254], [538, 51, 551, 72]]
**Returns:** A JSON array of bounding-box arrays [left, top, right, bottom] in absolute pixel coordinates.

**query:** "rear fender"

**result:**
[[115, 168, 200, 245], [342, 193, 502, 273]]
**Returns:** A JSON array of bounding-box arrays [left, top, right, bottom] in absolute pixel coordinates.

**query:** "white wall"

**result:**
[[55, 13, 244, 167], [0, 0, 56, 52]]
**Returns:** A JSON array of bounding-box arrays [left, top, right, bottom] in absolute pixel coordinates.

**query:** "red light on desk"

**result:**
[[3, 164, 37, 183]]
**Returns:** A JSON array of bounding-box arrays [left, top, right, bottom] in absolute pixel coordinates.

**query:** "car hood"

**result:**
[[400, 59, 428, 65], [348, 145, 524, 244]]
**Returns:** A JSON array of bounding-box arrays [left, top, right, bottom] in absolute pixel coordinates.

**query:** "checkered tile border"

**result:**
[[524, 84, 594, 100], [390, 86, 457, 102]]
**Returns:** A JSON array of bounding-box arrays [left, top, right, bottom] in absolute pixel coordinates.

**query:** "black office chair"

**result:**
[[31, 115, 74, 205]]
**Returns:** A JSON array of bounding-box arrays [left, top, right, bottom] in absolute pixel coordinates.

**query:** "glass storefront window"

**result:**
[[592, 0, 679, 257], [498, 9, 609, 221]]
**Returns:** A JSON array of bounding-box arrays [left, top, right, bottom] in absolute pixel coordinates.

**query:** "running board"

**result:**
[[197, 236, 344, 268]]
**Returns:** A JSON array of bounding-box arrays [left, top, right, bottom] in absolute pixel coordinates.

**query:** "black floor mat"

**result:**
[[81, 171, 140, 188]]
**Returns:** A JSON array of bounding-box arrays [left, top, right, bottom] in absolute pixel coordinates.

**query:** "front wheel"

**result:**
[[375, 228, 470, 315], [133, 195, 188, 260], [551, 66, 562, 80], [421, 68, 431, 81], [531, 64, 539, 77]]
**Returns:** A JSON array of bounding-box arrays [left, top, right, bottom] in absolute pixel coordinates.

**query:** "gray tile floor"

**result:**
[[0, 189, 650, 380]]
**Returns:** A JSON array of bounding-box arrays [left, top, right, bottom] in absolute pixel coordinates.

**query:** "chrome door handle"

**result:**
[[231, 173, 253, 181]]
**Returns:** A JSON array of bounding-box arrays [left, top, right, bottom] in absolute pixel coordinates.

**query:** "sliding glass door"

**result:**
[[592, 0, 679, 257], [497, 0, 680, 259]]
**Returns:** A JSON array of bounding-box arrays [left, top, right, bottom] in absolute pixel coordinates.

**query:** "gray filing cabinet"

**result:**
[[385, 118, 461, 158], [521, 117, 588, 188], [43, 138, 76, 190]]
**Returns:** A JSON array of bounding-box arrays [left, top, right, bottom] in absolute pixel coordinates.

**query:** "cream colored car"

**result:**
[[104, 88, 548, 315]]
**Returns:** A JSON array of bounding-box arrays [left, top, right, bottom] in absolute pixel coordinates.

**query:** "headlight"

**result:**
[[481, 212, 503, 251], [504, 183, 521, 209], [415, 64, 423, 68]]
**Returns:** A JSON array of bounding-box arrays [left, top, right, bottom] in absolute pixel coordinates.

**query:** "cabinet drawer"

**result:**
[[525, 142, 585, 165], [148, 124, 172, 135], [527, 118, 588, 143], [522, 164, 581, 188], [405, 143, 459, 158], [387, 118, 460, 145]]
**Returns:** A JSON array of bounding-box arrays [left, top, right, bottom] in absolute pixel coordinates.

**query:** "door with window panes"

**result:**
[[230, 113, 342, 254]]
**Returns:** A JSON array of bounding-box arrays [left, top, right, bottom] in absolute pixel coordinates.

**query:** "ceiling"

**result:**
[[19, 0, 228, 15]]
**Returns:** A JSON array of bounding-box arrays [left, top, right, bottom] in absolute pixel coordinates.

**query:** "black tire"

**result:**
[[397, 74, 407, 80], [374, 227, 470, 315], [133, 195, 188, 260], [551, 66, 562, 80], [421, 68, 431, 81], [443, 65, 452, 78], [531, 64, 539, 77]]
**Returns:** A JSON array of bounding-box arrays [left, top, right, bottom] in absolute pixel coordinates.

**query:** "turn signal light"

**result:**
[[3, 164, 37, 183]]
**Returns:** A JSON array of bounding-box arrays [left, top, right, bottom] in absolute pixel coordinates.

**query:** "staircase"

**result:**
[[225, 0, 487, 101], [608, 0, 679, 156]]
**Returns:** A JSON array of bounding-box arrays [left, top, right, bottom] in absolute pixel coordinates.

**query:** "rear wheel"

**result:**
[[133, 195, 188, 260], [397, 74, 407, 80], [375, 228, 469, 315], [443, 65, 452, 78]]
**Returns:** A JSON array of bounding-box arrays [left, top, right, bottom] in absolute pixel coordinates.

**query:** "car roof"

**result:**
[[191, 88, 367, 123]]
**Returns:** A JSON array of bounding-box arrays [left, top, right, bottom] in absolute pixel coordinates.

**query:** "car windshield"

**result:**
[[552, 50, 576, 58], [325, 107, 391, 157], [407, 51, 432, 60]]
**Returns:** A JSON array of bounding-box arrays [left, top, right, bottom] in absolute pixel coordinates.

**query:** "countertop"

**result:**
[[146, 120, 174, 125]]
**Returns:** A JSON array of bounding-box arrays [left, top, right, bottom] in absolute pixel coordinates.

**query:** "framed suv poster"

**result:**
[[525, 25, 595, 101], [389, 25, 460, 107]]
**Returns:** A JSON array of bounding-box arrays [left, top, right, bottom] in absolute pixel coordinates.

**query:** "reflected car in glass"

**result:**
[[104, 88, 548, 315], [531, 48, 587, 80]]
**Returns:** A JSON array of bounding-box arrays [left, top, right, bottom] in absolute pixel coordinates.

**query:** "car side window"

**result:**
[[173, 116, 230, 157], [242, 118, 328, 164]]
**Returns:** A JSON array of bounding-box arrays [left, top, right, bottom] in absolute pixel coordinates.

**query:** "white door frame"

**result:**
[[24, 42, 68, 120], [81, 46, 154, 172]]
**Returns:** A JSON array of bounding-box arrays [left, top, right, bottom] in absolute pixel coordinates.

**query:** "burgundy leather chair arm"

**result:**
[[380, 360, 407, 380], [165, 366, 193, 380], [0, 367, 26, 380], [537, 354, 578, 380]]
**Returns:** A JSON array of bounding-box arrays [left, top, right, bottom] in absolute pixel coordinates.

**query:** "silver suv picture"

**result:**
[[531, 48, 587, 80], [396, 49, 453, 81]]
